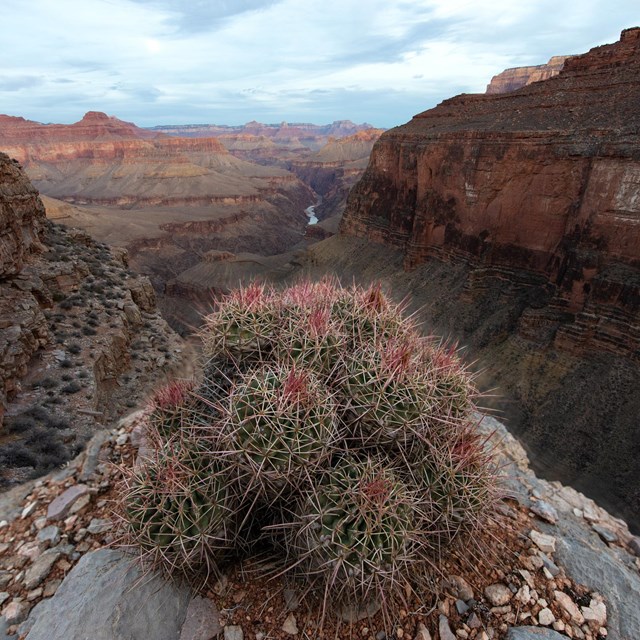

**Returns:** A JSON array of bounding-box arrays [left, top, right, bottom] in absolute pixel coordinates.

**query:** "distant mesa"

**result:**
[[486, 54, 573, 94]]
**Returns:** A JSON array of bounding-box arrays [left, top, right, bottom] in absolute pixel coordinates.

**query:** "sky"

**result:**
[[0, 0, 638, 129]]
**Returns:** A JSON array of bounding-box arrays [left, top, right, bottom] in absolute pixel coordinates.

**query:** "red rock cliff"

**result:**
[[486, 55, 572, 93], [340, 27, 640, 530]]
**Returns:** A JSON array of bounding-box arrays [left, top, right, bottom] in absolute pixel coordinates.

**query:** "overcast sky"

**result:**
[[1, 0, 638, 128]]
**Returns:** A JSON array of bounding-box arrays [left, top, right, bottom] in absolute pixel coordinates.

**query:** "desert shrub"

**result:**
[[61, 381, 82, 394], [33, 377, 58, 390], [68, 342, 82, 354], [117, 280, 502, 617]]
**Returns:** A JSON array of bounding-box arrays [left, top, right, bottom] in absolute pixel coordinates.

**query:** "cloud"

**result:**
[[0, 76, 43, 91], [127, 0, 282, 34], [0, 0, 638, 127]]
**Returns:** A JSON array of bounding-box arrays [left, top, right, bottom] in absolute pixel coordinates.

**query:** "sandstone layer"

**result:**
[[339, 28, 640, 531], [486, 55, 572, 93]]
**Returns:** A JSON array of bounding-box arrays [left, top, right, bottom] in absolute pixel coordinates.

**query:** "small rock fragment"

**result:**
[[2, 600, 30, 625], [87, 518, 112, 535], [224, 625, 244, 640], [444, 575, 474, 602], [554, 590, 585, 624], [282, 613, 298, 635], [538, 607, 555, 626], [438, 615, 456, 640], [21, 501, 38, 519], [37, 525, 61, 547], [484, 583, 513, 606], [414, 622, 432, 640], [46, 485, 89, 521], [467, 613, 481, 629], [179, 595, 221, 640], [23, 551, 61, 590], [581, 598, 606, 626], [455, 599, 469, 615], [530, 501, 558, 524], [529, 530, 556, 554], [591, 524, 617, 544]]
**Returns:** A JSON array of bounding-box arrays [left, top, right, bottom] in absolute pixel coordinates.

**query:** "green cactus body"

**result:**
[[292, 456, 415, 602], [122, 440, 232, 578], [225, 365, 338, 497], [340, 343, 437, 446], [413, 434, 497, 547]]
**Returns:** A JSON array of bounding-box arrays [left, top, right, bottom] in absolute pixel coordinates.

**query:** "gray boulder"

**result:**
[[553, 518, 640, 640], [505, 628, 566, 639], [25, 549, 191, 640]]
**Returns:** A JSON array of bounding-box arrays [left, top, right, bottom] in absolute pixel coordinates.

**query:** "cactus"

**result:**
[[411, 428, 499, 548], [224, 364, 339, 499], [118, 278, 500, 623], [119, 434, 233, 581], [200, 282, 279, 360], [286, 455, 416, 606], [147, 380, 196, 439]]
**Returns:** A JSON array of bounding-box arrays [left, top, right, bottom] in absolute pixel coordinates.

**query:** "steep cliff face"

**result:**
[[340, 28, 640, 531], [486, 55, 572, 93]]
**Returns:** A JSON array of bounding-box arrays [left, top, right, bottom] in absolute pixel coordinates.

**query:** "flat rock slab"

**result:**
[[179, 595, 221, 640], [25, 549, 191, 640], [550, 517, 640, 640], [46, 485, 89, 521], [505, 628, 567, 639]]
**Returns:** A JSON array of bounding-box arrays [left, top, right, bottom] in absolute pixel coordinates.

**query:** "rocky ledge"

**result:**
[[0, 151, 193, 491], [0, 410, 637, 640]]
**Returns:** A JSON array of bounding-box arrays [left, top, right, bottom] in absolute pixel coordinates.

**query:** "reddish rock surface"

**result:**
[[340, 28, 640, 530], [486, 55, 572, 93]]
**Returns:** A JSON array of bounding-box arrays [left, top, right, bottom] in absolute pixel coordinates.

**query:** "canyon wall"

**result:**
[[486, 55, 572, 93], [0, 152, 192, 487], [289, 129, 384, 221], [340, 28, 640, 530], [0, 111, 316, 330]]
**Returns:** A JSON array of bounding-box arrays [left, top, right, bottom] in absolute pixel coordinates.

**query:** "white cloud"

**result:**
[[0, 0, 638, 127]]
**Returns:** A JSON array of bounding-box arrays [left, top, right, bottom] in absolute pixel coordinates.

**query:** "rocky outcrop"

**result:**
[[486, 56, 572, 93], [0, 156, 45, 276], [339, 28, 640, 530], [0, 152, 193, 489]]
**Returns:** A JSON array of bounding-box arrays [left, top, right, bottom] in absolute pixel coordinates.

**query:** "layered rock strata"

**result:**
[[289, 129, 384, 221], [340, 28, 640, 530], [486, 55, 572, 93]]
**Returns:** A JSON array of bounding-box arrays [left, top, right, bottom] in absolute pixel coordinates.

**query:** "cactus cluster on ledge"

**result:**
[[116, 278, 501, 619]]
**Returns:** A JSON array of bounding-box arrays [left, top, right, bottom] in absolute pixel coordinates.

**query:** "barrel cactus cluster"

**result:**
[[117, 279, 500, 614]]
